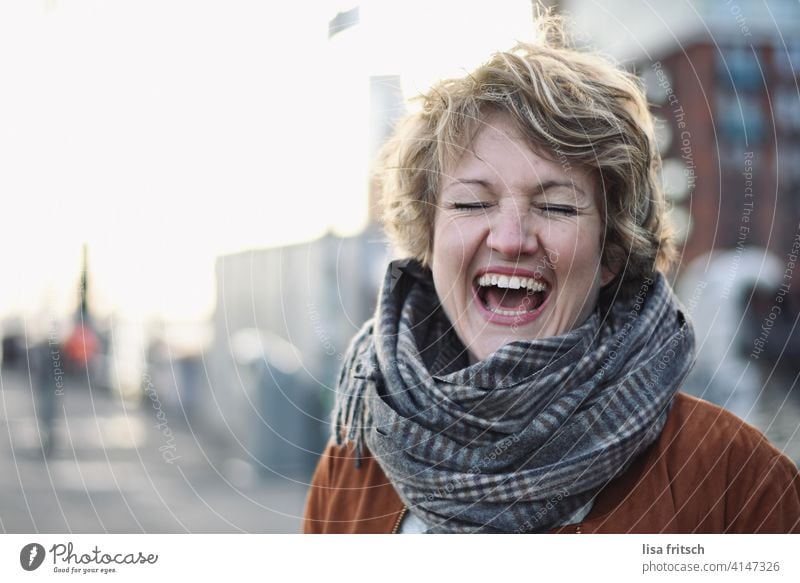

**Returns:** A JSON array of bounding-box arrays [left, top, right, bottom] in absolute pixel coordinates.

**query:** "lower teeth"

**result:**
[[490, 307, 533, 316], [487, 295, 541, 316]]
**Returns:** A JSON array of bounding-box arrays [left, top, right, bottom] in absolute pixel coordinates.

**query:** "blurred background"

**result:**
[[1, 0, 799, 533]]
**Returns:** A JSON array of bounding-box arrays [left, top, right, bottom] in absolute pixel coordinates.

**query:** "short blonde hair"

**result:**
[[376, 15, 674, 285]]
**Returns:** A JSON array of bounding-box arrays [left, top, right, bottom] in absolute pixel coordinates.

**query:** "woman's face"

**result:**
[[430, 114, 615, 363]]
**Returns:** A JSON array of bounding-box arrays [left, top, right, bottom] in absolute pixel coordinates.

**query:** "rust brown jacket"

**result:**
[[303, 393, 800, 533]]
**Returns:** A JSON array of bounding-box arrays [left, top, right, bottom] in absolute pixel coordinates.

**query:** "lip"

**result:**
[[471, 265, 551, 327]]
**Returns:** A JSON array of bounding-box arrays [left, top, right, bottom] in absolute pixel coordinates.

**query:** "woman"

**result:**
[[304, 17, 800, 534]]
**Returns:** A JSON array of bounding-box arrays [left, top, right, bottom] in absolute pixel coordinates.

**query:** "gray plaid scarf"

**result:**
[[333, 258, 695, 533]]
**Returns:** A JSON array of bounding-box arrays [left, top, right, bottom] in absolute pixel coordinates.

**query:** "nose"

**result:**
[[486, 204, 539, 258]]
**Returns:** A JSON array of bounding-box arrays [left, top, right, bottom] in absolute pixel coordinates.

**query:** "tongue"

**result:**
[[485, 287, 535, 311]]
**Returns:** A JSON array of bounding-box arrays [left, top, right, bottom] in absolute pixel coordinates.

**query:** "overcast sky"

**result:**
[[0, 0, 533, 325]]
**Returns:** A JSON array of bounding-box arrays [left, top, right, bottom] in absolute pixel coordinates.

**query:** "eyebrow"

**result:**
[[442, 178, 589, 199], [441, 178, 492, 194]]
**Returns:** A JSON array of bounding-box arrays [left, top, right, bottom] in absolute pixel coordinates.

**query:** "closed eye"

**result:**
[[537, 205, 578, 216], [452, 202, 492, 210]]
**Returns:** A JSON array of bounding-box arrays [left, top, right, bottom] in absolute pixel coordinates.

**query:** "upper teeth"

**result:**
[[477, 274, 547, 292]]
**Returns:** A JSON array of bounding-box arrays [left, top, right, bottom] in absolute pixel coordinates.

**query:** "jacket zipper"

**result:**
[[391, 507, 407, 534]]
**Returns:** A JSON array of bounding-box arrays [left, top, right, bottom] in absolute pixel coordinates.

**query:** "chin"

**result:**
[[466, 335, 518, 363]]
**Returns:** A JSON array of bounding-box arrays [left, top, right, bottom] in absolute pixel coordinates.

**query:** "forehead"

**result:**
[[442, 113, 595, 192]]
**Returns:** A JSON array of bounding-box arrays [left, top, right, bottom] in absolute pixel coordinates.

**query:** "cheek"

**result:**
[[551, 226, 604, 278], [432, 217, 478, 266], [431, 220, 459, 284], [431, 219, 480, 305]]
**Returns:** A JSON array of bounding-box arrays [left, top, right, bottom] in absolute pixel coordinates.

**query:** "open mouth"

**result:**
[[474, 274, 549, 317]]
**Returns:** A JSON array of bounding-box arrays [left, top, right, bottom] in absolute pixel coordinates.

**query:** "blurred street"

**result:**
[[0, 368, 308, 533], [2, 358, 798, 535]]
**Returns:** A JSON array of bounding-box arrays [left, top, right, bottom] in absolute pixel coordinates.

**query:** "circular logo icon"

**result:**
[[20, 543, 46, 571]]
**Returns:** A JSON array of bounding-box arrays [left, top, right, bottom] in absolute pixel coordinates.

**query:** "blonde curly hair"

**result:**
[[375, 15, 674, 285]]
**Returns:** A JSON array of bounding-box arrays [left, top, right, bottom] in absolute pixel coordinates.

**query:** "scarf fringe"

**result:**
[[333, 381, 368, 467], [332, 324, 376, 467]]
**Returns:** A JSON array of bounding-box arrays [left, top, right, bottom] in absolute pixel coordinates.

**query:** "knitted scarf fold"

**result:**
[[333, 258, 695, 533]]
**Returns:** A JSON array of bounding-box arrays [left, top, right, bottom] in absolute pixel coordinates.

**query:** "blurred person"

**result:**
[[32, 339, 64, 457], [304, 15, 800, 533], [1, 326, 25, 370]]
